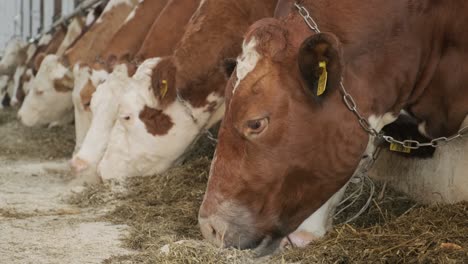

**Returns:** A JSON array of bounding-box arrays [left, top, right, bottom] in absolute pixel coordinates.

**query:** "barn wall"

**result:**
[[0, 0, 83, 55]]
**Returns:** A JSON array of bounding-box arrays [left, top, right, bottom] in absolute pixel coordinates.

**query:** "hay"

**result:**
[[0, 107, 75, 160], [66, 133, 467, 263], [274, 202, 468, 263]]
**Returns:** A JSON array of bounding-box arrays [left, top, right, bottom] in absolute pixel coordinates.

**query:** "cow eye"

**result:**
[[245, 117, 268, 137], [83, 102, 91, 110], [120, 115, 131, 121]]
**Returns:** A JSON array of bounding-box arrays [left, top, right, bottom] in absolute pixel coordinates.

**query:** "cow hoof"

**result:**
[[280, 230, 317, 250]]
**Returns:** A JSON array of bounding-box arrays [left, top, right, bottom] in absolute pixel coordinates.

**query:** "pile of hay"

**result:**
[[70, 134, 467, 263], [0, 108, 75, 160]]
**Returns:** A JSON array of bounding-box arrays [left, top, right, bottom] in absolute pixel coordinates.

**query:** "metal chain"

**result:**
[[294, 2, 468, 150]]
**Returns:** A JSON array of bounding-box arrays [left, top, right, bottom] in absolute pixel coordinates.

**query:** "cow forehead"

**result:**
[[120, 88, 146, 113], [233, 38, 261, 94], [40, 55, 66, 76]]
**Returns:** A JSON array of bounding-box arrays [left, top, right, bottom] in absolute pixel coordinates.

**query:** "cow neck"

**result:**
[[99, 0, 168, 70], [66, 2, 135, 67], [172, 0, 276, 108], [294, 2, 468, 153], [134, 0, 202, 62]]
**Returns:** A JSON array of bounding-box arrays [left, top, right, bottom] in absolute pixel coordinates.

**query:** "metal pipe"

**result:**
[[20, 0, 24, 37], [39, 0, 44, 34], [30, 0, 104, 41], [53, 0, 62, 23], [29, 0, 33, 38]]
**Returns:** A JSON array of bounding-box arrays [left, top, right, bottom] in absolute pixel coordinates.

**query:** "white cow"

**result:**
[[18, 17, 85, 127], [98, 58, 224, 180]]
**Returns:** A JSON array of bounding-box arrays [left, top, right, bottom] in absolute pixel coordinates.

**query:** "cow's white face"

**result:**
[[71, 65, 131, 175], [18, 55, 74, 127], [98, 58, 224, 181]]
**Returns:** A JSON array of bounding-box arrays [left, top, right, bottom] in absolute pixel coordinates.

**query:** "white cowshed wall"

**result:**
[[0, 0, 78, 56]]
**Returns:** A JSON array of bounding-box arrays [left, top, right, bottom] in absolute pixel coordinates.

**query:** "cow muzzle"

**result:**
[[198, 208, 282, 256], [69, 156, 89, 173]]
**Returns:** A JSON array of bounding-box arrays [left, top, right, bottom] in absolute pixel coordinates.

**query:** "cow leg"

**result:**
[[280, 184, 347, 249]]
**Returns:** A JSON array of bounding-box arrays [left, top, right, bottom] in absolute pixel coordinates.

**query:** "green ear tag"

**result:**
[[317, 61, 328, 96], [160, 80, 168, 98], [390, 143, 411, 153]]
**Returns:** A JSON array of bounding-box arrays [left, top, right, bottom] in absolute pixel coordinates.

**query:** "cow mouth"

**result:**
[[252, 235, 283, 256]]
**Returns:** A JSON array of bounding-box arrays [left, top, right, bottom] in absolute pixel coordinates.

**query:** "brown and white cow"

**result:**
[[97, 0, 278, 181], [18, 0, 136, 127], [17, 17, 86, 126], [70, 0, 201, 180], [11, 27, 68, 107], [198, 0, 468, 255], [71, 0, 168, 157]]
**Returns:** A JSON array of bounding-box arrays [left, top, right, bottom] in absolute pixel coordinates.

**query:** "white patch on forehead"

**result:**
[[233, 38, 261, 94]]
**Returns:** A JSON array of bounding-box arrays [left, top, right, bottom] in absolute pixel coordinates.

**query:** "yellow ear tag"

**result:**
[[390, 143, 411, 153], [160, 80, 168, 98], [317, 61, 328, 96]]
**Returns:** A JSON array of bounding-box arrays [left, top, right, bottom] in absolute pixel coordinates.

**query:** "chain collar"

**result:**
[[294, 2, 468, 150]]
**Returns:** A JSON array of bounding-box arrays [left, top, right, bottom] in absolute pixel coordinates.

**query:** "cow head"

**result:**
[[98, 57, 225, 180], [18, 54, 74, 127], [198, 19, 370, 254], [70, 64, 131, 177]]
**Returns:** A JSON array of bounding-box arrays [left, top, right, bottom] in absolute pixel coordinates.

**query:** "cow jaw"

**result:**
[[18, 55, 74, 127]]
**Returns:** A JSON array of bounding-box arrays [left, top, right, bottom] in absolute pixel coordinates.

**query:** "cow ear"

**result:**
[[298, 33, 343, 99], [150, 58, 177, 107], [54, 72, 74, 92], [222, 58, 237, 79], [34, 53, 46, 72]]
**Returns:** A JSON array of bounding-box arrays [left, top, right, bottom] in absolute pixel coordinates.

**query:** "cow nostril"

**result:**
[[210, 225, 217, 237], [70, 157, 89, 173]]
